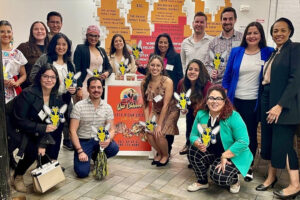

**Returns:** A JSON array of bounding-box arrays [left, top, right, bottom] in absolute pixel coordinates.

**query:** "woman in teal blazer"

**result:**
[[187, 85, 253, 194]]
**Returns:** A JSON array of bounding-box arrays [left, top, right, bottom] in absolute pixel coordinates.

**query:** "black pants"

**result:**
[[260, 85, 298, 169], [234, 98, 258, 164], [185, 107, 195, 146], [14, 131, 62, 176], [166, 135, 174, 154], [188, 145, 239, 186]]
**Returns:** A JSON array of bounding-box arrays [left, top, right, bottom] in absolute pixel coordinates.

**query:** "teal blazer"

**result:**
[[190, 110, 253, 176]]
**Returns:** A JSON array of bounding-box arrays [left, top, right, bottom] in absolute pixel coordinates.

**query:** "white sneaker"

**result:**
[[187, 182, 209, 192], [230, 180, 240, 194]]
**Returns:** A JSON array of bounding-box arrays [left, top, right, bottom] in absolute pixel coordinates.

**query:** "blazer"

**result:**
[[137, 52, 183, 90], [13, 86, 65, 146], [190, 110, 253, 177], [222, 46, 274, 104], [73, 44, 112, 87], [269, 40, 300, 124]]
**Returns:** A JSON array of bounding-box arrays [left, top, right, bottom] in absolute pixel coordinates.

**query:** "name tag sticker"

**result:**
[[153, 95, 163, 102], [256, 60, 265, 65], [166, 64, 174, 71], [232, 41, 240, 48], [38, 110, 47, 121]]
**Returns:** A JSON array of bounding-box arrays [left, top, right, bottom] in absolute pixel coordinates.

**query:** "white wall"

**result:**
[[0, 0, 299, 50]]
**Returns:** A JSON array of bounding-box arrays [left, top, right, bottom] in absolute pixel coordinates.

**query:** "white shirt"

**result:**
[[235, 52, 262, 100]]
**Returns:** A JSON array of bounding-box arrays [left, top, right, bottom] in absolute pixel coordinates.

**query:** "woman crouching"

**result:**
[[187, 85, 253, 193]]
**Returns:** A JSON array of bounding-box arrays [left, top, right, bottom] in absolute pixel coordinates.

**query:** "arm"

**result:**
[[222, 49, 236, 90], [74, 45, 85, 87], [173, 53, 184, 89], [204, 42, 214, 78], [190, 111, 201, 145], [30, 54, 47, 84], [180, 42, 187, 72], [155, 78, 173, 135], [100, 48, 113, 78], [141, 81, 150, 120], [129, 56, 137, 73]]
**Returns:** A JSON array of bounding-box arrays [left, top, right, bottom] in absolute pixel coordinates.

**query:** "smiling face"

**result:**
[[0, 25, 13, 45], [192, 16, 207, 35], [272, 21, 291, 48], [187, 62, 200, 82], [113, 36, 124, 51], [40, 69, 57, 90], [221, 11, 236, 33], [246, 26, 261, 47], [206, 90, 225, 116], [55, 37, 68, 56], [47, 15, 62, 35], [87, 32, 100, 46], [88, 79, 103, 100], [32, 22, 47, 42], [149, 58, 163, 77], [158, 36, 169, 55]]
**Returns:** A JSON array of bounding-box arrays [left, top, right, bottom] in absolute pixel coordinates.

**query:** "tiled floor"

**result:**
[[11, 117, 299, 200]]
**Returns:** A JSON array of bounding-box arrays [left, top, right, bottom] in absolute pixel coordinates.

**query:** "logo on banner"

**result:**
[[117, 88, 142, 111]]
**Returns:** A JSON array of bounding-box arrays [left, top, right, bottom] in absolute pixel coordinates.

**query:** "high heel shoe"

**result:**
[[156, 157, 169, 167], [151, 160, 159, 165], [255, 177, 277, 191], [273, 189, 300, 199]]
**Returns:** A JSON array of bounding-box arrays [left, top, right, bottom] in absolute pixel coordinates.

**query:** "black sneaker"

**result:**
[[63, 140, 74, 151], [244, 169, 253, 182]]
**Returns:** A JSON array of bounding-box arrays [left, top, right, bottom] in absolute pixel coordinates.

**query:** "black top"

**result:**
[[206, 117, 224, 157]]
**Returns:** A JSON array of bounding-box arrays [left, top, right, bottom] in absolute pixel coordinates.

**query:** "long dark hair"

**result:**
[[28, 21, 49, 54], [34, 63, 60, 94], [198, 85, 233, 120], [109, 34, 132, 64], [47, 33, 72, 63], [154, 33, 177, 58], [240, 22, 266, 49], [183, 59, 210, 105], [142, 55, 167, 106]]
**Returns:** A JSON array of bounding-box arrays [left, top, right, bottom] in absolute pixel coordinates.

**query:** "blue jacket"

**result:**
[[222, 46, 274, 104], [190, 110, 253, 177]]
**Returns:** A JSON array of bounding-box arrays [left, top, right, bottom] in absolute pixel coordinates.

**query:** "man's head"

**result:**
[[192, 12, 207, 35], [47, 11, 63, 35], [87, 77, 103, 100], [220, 7, 237, 33]]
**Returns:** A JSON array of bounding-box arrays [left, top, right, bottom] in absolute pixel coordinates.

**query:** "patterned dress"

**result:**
[[145, 76, 179, 135]]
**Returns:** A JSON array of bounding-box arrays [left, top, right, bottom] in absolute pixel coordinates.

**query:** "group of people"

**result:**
[[2, 6, 300, 199]]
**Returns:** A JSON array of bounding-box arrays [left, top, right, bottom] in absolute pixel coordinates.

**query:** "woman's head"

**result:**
[[270, 17, 294, 48], [240, 22, 266, 49], [154, 33, 176, 57], [0, 20, 13, 46], [109, 34, 131, 63], [34, 63, 60, 93], [29, 21, 49, 46], [200, 85, 233, 120], [147, 55, 165, 77], [47, 33, 72, 62], [85, 25, 100, 47]]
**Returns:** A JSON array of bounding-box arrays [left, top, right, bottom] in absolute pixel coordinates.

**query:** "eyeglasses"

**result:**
[[207, 96, 224, 102], [42, 74, 56, 81], [88, 34, 100, 38]]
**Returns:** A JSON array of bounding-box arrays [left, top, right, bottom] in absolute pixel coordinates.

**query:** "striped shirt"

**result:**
[[70, 98, 114, 139], [205, 30, 243, 84]]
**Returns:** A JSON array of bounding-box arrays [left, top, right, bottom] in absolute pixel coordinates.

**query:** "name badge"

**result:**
[[232, 41, 240, 48], [153, 95, 163, 102], [38, 110, 47, 121], [256, 60, 265, 65], [166, 64, 174, 71]]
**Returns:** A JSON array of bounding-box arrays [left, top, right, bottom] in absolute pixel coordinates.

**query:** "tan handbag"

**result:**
[[31, 154, 65, 193]]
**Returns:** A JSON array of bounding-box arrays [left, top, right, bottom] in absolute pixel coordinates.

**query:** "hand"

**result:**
[[45, 124, 57, 133], [266, 104, 282, 124], [100, 72, 109, 80], [211, 69, 218, 79], [100, 138, 111, 149], [38, 147, 46, 156], [195, 141, 207, 152], [4, 79, 15, 87], [154, 124, 162, 137], [180, 109, 188, 115], [78, 151, 88, 162], [68, 86, 77, 95], [135, 59, 141, 67], [216, 157, 232, 174]]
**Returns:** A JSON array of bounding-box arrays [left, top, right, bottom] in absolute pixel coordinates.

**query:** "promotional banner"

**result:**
[[106, 84, 151, 154]]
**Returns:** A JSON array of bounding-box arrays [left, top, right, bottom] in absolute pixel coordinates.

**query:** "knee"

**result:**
[[105, 140, 119, 158], [74, 165, 90, 178]]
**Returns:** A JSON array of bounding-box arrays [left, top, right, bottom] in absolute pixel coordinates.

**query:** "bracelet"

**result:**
[[76, 147, 82, 152], [78, 151, 84, 155]]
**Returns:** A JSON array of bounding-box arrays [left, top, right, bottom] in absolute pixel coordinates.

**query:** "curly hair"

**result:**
[[182, 59, 210, 106], [196, 85, 234, 120], [142, 55, 168, 106]]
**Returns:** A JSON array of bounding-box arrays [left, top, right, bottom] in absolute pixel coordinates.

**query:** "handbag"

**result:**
[[31, 154, 65, 193]]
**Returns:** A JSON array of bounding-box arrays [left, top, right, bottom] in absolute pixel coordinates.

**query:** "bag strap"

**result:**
[[37, 154, 53, 168]]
